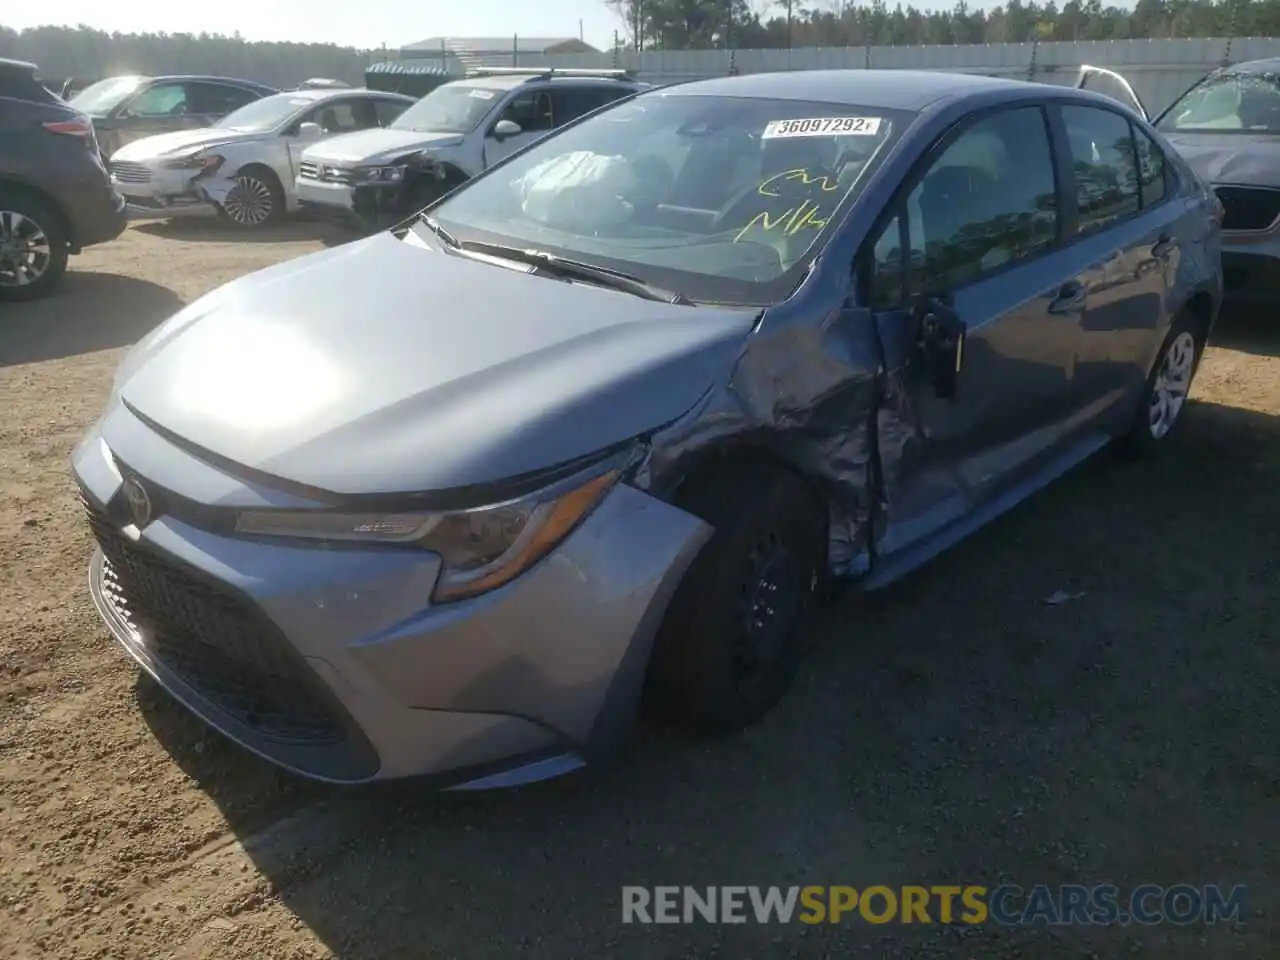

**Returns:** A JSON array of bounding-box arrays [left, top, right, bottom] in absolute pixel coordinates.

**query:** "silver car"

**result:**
[[1077, 62, 1280, 304], [108, 88, 415, 227], [72, 71, 1221, 789]]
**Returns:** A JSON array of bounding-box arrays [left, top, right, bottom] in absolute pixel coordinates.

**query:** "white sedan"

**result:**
[[107, 88, 416, 228]]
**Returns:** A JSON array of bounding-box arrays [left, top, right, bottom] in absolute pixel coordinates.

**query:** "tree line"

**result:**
[[0, 25, 376, 88], [607, 0, 1280, 49]]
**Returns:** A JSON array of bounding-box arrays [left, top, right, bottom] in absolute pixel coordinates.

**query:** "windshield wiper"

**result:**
[[458, 241, 694, 305], [416, 214, 460, 249]]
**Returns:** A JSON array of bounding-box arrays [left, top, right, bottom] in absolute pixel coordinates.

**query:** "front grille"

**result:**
[[1214, 185, 1280, 232], [110, 161, 153, 184], [298, 160, 354, 185], [82, 497, 346, 745]]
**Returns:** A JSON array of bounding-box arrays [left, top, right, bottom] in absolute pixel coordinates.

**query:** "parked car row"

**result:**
[[105, 67, 648, 231]]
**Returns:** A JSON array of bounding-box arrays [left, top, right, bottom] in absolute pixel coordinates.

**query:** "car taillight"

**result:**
[[43, 118, 95, 137]]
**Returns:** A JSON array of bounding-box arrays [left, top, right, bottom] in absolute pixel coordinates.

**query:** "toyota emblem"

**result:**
[[122, 476, 153, 528]]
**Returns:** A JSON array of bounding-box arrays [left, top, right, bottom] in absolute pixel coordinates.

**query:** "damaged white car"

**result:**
[[108, 88, 415, 228]]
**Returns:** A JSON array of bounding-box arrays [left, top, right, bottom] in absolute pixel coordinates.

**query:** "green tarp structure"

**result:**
[[365, 60, 454, 98]]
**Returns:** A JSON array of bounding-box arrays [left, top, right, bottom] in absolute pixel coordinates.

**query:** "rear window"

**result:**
[[0, 69, 60, 105]]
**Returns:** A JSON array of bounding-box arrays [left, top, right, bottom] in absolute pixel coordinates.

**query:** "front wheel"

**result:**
[[646, 464, 827, 733], [1120, 315, 1204, 454], [218, 170, 283, 229], [0, 193, 69, 302]]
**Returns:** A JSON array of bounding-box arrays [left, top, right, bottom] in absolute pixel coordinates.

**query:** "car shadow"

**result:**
[[1213, 304, 1280, 358], [134, 397, 1279, 959], [0, 271, 184, 367], [132, 217, 346, 245]]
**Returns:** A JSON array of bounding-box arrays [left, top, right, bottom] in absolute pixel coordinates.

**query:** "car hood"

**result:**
[[301, 128, 464, 165], [111, 127, 257, 162], [115, 232, 755, 497], [1162, 131, 1280, 186]]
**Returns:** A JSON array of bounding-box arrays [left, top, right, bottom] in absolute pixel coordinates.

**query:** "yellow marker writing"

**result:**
[[758, 167, 841, 198], [734, 199, 829, 243]]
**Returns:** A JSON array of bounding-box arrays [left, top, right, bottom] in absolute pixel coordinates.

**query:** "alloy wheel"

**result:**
[[0, 210, 52, 288], [222, 176, 275, 227], [1148, 330, 1197, 440]]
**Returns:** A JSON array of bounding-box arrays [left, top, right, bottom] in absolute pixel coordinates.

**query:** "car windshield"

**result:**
[[216, 93, 313, 132], [1156, 71, 1280, 133], [428, 93, 906, 305], [70, 76, 146, 116], [391, 84, 502, 133]]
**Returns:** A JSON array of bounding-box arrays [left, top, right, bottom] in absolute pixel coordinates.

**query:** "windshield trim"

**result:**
[[428, 94, 912, 307], [214, 93, 316, 133], [390, 84, 503, 135], [1154, 72, 1280, 134], [69, 76, 147, 116]]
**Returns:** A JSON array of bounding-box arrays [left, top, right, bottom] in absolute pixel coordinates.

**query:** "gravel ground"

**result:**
[[0, 221, 1276, 960]]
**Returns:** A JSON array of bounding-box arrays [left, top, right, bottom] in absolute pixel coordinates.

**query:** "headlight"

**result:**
[[160, 153, 224, 173], [234, 468, 620, 602], [356, 165, 406, 183]]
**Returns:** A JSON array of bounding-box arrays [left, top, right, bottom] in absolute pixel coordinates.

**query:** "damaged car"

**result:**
[[72, 70, 1221, 787], [69, 75, 277, 158], [1078, 60, 1280, 303], [107, 88, 415, 227], [295, 67, 646, 232]]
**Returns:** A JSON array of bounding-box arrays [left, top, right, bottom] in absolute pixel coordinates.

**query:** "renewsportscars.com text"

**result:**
[[621, 884, 1248, 926]]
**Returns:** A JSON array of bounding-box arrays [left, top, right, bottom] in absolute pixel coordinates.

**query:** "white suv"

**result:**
[[295, 67, 646, 230]]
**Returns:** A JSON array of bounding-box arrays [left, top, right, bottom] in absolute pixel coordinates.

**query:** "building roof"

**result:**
[[401, 36, 597, 55]]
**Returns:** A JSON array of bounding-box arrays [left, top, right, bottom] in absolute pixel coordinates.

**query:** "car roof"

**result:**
[[0, 57, 38, 74], [105, 74, 276, 91], [275, 87, 413, 102], [455, 73, 643, 92], [1218, 57, 1280, 75], [659, 69, 1035, 111]]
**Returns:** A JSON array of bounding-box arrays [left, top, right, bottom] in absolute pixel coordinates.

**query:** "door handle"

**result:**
[[1047, 281, 1087, 314], [1151, 234, 1174, 260]]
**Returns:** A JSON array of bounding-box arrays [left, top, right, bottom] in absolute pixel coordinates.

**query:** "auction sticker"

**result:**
[[469, 88, 496, 99], [762, 116, 882, 138]]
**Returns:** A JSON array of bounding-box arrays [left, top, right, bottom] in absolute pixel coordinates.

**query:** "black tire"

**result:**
[[0, 192, 69, 302], [217, 167, 284, 229], [646, 464, 827, 733], [1119, 312, 1204, 455]]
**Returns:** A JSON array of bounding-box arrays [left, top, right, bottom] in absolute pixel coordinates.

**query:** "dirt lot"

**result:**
[[0, 221, 1276, 959]]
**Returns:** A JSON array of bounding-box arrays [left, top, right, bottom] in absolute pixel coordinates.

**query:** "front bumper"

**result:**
[[112, 167, 218, 219], [71, 404, 711, 786]]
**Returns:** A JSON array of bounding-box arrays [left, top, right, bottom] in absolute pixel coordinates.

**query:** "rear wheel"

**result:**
[[1120, 314, 1204, 454], [647, 464, 827, 733], [219, 168, 283, 228], [0, 193, 68, 302]]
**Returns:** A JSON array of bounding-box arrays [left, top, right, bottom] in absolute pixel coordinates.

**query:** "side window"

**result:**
[[304, 99, 376, 134], [904, 106, 1058, 293], [187, 83, 259, 116], [1061, 105, 1140, 232], [1134, 127, 1167, 208], [502, 90, 554, 132], [868, 214, 905, 309], [548, 87, 622, 125], [124, 82, 189, 117], [374, 98, 409, 127]]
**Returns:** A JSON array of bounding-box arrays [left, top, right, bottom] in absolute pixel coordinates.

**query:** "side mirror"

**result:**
[[914, 296, 967, 400], [298, 122, 324, 138], [491, 118, 522, 140]]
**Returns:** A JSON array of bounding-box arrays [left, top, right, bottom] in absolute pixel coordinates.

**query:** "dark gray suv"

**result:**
[[0, 58, 127, 301]]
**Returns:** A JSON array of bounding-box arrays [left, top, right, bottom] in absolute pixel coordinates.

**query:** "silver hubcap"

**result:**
[[223, 176, 274, 226], [0, 210, 51, 287], [1148, 331, 1196, 439]]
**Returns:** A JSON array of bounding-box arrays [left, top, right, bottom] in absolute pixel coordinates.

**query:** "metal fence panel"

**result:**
[[475, 37, 1280, 116]]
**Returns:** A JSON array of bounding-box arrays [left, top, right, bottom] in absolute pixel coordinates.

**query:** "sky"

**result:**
[[4, 0, 637, 53]]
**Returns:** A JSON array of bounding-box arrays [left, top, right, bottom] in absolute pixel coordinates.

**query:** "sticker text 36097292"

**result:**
[[761, 116, 882, 139]]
